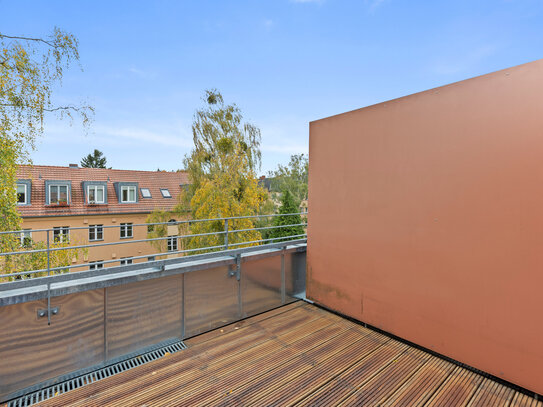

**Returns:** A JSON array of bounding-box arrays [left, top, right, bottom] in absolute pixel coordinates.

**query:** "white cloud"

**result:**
[[263, 19, 274, 30], [366, 0, 387, 11], [94, 125, 192, 148], [128, 67, 157, 79], [262, 142, 308, 155], [290, 0, 324, 3]]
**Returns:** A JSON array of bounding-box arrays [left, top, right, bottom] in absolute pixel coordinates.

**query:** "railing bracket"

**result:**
[[37, 306, 59, 319]]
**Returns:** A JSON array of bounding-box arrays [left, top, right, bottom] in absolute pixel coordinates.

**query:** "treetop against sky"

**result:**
[[1, 0, 542, 173]]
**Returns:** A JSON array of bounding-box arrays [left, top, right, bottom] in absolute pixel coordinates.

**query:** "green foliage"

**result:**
[[81, 149, 107, 168], [268, 154, 308, 206], [0, 137, 20, 233], [254, 197, 277, 241], [0, 28, 92, 278], [145, 202, 190, 256], [268, 190, 305, 241], [1, 237, 88, 282], [183, 90, 268, 250]]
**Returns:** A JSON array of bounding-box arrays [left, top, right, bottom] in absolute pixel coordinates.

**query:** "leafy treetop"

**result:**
[[268, 153, 308, 205], [182, 90, 268, 250], [0, 28, 92, 278], [81, 149, 108, 168]]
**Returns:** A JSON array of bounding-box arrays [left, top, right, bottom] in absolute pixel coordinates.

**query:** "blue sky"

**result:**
[[1, 0, 542, 174]]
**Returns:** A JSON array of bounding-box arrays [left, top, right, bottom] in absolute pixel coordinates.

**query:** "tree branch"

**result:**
[[0, 103, 88, 113], [0, 34, 56, 48]]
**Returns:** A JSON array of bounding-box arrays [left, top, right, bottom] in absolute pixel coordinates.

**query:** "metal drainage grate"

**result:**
[[7, 340, 187, 407]]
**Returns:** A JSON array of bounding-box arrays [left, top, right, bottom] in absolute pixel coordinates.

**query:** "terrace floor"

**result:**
[[36, 301, 540, 407]]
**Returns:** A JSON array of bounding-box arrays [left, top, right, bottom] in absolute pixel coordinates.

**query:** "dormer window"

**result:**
[[87, 185, 105, 204], [50, 185, 68, 204], [16, 180, 31, 206], [17, 184, 26, 204], [82, 181, 108, 205], [160, 188, 171, 198], [113, 182, 139, 204], [121, 186, 137, 203], [45, 181, 71, 205]]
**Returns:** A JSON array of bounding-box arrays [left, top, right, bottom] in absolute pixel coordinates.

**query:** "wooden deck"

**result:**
[[37, 301, 540, 406]]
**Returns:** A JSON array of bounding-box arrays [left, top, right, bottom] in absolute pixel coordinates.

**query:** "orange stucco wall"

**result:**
[[307, 59, 543, 395]]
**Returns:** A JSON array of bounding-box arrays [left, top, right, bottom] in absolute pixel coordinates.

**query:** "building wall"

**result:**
[[21, 213, 182, 271], [307, 59, 543, 395]]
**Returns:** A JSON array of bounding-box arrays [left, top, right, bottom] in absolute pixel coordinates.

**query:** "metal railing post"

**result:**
[[281, 245, 286, 304], [181, 273, 185, 340], [224, 219, 229, 250], [104, 287, 108, 361], [46, 230, 51, 325], [236, 253, 242, 318]]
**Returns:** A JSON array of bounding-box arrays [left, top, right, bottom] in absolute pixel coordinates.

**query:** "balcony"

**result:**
[[0, 212, 540, 406]]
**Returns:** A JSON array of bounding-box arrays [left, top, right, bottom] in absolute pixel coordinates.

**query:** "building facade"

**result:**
[[15, 164, 190, 271]]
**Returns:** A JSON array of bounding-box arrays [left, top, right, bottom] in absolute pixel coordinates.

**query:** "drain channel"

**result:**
[[7, 340, 187, 407]]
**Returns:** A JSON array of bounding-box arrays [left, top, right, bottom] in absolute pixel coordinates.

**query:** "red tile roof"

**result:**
[[16, 165, 190, 218]]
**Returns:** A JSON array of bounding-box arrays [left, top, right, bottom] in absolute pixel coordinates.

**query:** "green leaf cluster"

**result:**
[[81, 149, 107, 168], [268, 190, 305, 241], [0, 28, 92, 278], [267, 153, 308, 206], [183, 90, 268, 251]]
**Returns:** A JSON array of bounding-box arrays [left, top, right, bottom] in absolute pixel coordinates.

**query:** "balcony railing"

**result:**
[[0, 212, 307, 281], [0, 213, 308, 402]]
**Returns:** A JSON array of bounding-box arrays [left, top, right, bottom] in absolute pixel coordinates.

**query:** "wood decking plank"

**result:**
[[28, 302, 540, 407], [41, 304, 329, 407], [425, 366, 485, 407], [383, 357, 456, 406], [336, 347, 431, 406]]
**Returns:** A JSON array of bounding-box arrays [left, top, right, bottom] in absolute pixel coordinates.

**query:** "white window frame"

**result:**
[[120, 222, 133, 239], [89, 224, 104, 241], [87, 185, 106, 204], [20, 229, 32, 247], [167, 236, 178, 252], [120, 258, 133, 266], [53, 226, 70, 243], [89, 261, 104, 270], [121, 185, 137, 203], [160, 188, 172, 198], [16, 184, 28, 205], [49, 184, 69, 205], [141, 188, 152, 198]]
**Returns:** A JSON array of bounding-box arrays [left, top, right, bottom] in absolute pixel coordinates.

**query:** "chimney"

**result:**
[[69, 163, 78, 168]]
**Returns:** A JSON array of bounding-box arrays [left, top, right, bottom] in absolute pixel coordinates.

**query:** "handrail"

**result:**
[[0, 212, 308, 280]]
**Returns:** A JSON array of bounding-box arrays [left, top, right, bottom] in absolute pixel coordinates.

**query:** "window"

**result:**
[[120, 258, 133, 265], [147, 256, 155, 262], [17, 184, 28, 205], [20, 229, 32, 248], [167, 236, 178, 252], [120, 223, 133, 239], [53, 226, 69, 243], [49, 184, 69, 205], [160, 188, 172, 198], [121, 186, 137, 203], [141, 188, 152, 198], [87, 185, 105, 204], [89, 261, 104, 270], [89, 225, 103, 241]]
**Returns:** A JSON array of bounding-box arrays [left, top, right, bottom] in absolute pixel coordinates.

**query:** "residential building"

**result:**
[[15, 164, 189, 270]]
